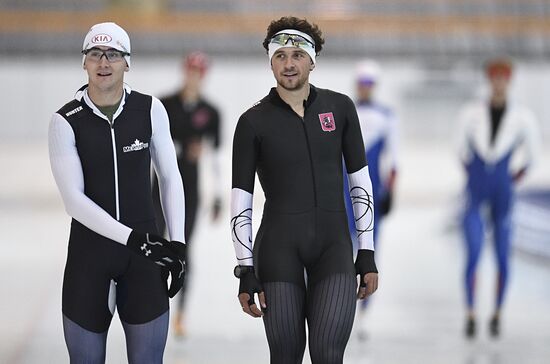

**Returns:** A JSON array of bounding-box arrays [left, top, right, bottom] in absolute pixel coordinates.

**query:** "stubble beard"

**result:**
[[278, 73, 308, 92]]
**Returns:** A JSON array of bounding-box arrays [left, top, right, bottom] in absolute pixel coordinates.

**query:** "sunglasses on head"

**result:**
[[270, 33, 315, 48]]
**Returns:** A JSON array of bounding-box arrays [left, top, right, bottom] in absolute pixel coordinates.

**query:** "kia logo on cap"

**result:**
[[92, 34, 112, 44]]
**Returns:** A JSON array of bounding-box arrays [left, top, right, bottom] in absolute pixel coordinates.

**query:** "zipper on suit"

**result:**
[[109, 120, 121, 220], [299, 113, 318, 207]]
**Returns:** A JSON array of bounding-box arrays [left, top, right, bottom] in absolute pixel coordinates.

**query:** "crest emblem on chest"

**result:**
[[318, 112, 336, 132], [192, 108, 210, 128]]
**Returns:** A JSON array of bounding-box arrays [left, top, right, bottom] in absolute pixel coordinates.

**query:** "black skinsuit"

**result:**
[[232, 85, 367, 364], [59, 89, 167, 333], [153, 92, 220, 240]]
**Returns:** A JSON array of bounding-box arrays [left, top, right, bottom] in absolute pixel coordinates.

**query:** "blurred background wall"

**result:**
[[1, 0, 549, 59], [1, 0, 549, 141]]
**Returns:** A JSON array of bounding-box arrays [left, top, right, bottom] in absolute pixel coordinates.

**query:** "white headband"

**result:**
[[268, 29, 317, 64]]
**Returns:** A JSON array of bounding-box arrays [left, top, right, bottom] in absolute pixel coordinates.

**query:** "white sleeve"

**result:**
[[520, 108, 540, 169], [150, 97, 186, 243], [348, 166, 375, 251], [48, 113, 132, 244], [230, 188, 254, 266], [456, 105, 472, 164]]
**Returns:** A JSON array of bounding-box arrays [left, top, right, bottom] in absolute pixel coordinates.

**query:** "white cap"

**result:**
[[356, 59, 381, 85], [82, 22, 131, 67]]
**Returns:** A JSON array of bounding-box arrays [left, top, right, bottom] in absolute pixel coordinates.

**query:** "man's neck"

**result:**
[[490, 93, 507, 108], [88, 84, 124, 107], [181, 85, 200, 104], [358, 97, 372, 105], [276, 83, 310, 117]]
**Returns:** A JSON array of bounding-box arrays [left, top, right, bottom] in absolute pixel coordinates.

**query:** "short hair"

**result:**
[[485, 57, 513, 79], [184, 51, 209, 76], [262, 16, 325, 55]]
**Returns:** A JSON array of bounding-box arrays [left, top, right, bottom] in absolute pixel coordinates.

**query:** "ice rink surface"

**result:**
[[1, 58, 549, 363]]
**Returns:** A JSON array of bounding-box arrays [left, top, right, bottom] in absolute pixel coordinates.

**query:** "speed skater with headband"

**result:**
[[230, 16, 379, 364]]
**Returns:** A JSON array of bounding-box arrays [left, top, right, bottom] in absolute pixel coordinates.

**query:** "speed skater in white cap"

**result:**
[[342, 59, 399, 341], [49, 21, 186, 363]]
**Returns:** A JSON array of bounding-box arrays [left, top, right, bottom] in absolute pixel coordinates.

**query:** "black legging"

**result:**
[[63, 311, 169, 364], [262, 273, 357, 364]]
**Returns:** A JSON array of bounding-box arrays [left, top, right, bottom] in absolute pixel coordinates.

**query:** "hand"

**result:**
[[358, 272, 379, 299], [211, 197, 222, 221], [355, 249, 379, 299], [236, 267, 266, 318], [379, 191, 393, 216], [166, 241, 187, 298], [126, 231, 186, 298], [186, 139, 202, 163], [126, 231, 174, 266], [513, 167, 527, 184]]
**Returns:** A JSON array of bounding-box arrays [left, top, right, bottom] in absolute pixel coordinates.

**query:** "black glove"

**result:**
[[126, 231, 174, 265], [235, 266, 263, 306], [379, 191, 393, 216], [126, 231, 186, 298], [355, 249, 378, 288], [211, 197, 222, 221], [166, 241, 187, 298]]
